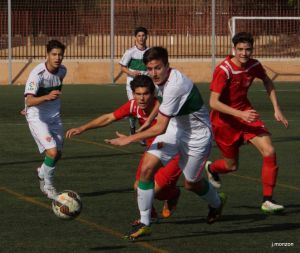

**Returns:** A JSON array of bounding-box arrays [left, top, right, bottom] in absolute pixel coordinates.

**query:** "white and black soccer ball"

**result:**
[[52, 190, 82, 220]]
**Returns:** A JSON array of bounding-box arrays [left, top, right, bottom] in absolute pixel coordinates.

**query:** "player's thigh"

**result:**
[[179, 128, 212, 182], [154, 154, 182, 188], [249, 134, 274, 157], [49, 119, 64, 151], [147, 130, 178, 166], [27, 119, 57, 153], [213, 123, 241, 159]]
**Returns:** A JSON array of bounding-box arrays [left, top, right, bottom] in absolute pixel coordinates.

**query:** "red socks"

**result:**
[[209, 159, 231, 174], [262, 154, 278, 197]]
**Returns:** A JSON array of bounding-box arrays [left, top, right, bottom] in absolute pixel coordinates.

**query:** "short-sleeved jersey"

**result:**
[[119, 46, 148, 73], [113, 98, 158, 146], [210, 55, 267, 125], [24, 62, 67, 118], [158, 68, 211, 130]]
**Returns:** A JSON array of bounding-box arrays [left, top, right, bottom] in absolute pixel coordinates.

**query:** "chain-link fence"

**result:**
[[0, 0, 299, 59]]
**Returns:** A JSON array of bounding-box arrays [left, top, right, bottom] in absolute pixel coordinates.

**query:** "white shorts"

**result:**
[[26, 116, 64, 153], [147, 123, 212, 182], [126, 82, 134, 100]]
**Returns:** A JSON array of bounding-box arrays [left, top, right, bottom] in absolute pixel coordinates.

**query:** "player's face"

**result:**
[[133, 87, 153, 110], [146, 60, 169, 86], [135, 32, 147, 47], [232, 42, 253, 66], [46, 48, 64, 72]]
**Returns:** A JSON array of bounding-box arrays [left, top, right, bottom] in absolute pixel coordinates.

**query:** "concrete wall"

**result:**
[[1, 59, 300, 85]]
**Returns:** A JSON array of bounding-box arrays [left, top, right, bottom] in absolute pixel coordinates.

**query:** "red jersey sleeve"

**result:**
[[210, 66, 228, 94], [113, 100, 132, 120], [251, 61, 267, 80]]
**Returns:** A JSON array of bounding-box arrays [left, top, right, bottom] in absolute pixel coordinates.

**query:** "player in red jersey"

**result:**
[[206, 32, 288, 214], [65, 75, 181, 220]]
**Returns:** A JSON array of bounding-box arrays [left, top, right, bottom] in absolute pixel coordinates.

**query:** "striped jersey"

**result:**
[[119, 45, 148, 75], [24, 62, 67, 118], [158, 68, 210, 130]]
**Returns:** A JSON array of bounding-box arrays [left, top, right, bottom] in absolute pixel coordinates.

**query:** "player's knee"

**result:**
[[261, 146, 275, 157], [184, 180, 199, 192], [45, 149, 61, 161], [140, 166, 155, 181], [225, 160, 238, 172]]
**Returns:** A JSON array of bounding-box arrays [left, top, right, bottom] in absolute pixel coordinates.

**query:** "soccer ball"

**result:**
[[52, 190, 82, 220]]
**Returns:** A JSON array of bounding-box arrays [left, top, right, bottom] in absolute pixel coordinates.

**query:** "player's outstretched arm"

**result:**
[[66, 113, 116, 139], [105, 113, 169, 146], [263, 76, 288, 128]]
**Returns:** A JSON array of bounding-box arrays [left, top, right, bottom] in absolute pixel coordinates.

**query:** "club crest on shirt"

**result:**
[[157, 142, 164, 149], [45, 136, 52, 142]]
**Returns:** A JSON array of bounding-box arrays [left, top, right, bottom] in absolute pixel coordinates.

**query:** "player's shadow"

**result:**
[[149, 222, 300, 242], [80, 188, 134, 197], [160, 204, 300, 226], [237, 204, 300, 216], [89, 245, 126, 251], [0, 152, 142, 168], [161, 212, 268, 226], [272, 136, 300, 143]]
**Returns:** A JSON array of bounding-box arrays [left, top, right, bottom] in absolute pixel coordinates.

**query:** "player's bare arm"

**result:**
[[120, 65, 140, 77], [25, 90, 61, 107], [66, 113, 116, 138], [262, 76, 289, 128], [105, 112, 169, 146], [210, 91, 259, 123]]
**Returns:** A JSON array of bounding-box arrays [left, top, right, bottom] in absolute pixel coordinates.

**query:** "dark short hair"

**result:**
[[232, 32, 254, 47], [130, 75, 155, 94], [134, 27, 148, 36], [46, 40, 66, 54], [143, 46, 169, 66]]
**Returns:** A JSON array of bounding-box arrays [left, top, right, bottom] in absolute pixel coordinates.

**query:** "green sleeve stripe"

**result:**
[[128, 59, 147, 71], [36, 85, 62, 97], [138, 180, 154, 190], [177, 85, 204, 116], [44, 156, 56, 167]]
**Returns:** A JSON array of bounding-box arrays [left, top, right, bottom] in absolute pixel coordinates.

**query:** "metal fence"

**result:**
[[0, 0, 300, 59]]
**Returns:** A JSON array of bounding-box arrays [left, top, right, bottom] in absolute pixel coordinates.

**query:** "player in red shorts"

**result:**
[[66, 75, 181, 220], [206, 32, 288, 214]]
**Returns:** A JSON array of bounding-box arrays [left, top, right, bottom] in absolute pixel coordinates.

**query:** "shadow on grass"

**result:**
[[0, 152, 143, 167], [80, 188, 134, 197], [89, 245, 127, 251], [147, 222, 300, 242]]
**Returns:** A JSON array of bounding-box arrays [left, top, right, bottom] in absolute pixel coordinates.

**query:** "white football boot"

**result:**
[[205, 161, 222, 189], [261, 200, 284, 214], [43, 185, 58, 200]]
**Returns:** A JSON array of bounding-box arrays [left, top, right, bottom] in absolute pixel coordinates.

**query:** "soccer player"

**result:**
[[206, 32, 288, 214], [119, 27, 149, 135], [24, 39, 67, 200], [106, 47, 226, 240], [65, 75, 182, 221]]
